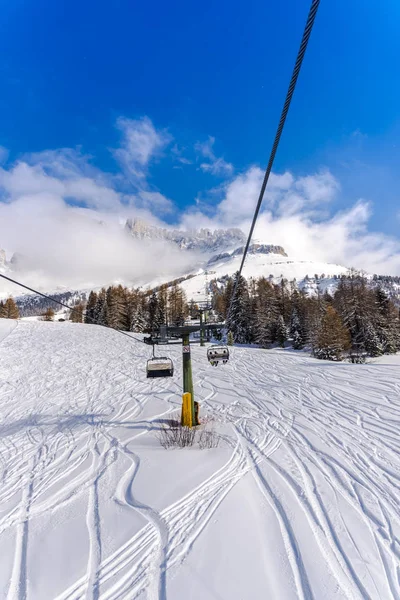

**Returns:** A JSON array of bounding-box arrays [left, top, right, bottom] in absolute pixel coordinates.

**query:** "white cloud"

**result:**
[[192, 165, 400, 275], [2, 116, 400, 297], [138, 191, 174, 214], [215, 168, 294, 222], [0, 194, 194, 292], [0, 119, 185, 292], [171, 144, 192, 165], [113, 116, 172, 179], [195, 136, 233, 177], [0, 153, 122, 212]]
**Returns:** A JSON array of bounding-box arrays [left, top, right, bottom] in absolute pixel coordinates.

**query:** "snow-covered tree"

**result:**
[[276, 315, 287, 348], [334, 274, 374, 352], [131, 304, 147, 332], [374, 287, 400, 354], [290, 307, 306, 349], [254, 277, 280, 347], [363, 321, 383, 357], [226, 272, 251, 343]]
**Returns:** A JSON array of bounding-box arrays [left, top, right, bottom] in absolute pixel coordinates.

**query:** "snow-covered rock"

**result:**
[[125, 218, 246, 253], [0, 249, 7, 270]]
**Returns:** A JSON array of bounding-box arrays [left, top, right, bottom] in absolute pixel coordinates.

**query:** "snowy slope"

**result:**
[[179, 251, 349, 301], [0, 318, 17, 343], [1, 319, 400, 599]]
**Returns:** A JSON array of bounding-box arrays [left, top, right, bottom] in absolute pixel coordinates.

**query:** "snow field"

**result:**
[[0, 319, 400, 599], [178, 252, 349, 301]]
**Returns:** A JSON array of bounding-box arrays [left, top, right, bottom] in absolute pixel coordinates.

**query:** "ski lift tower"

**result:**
[[202, 270, 216, 345], [196, 300, 213, 347], [150, 321, 224, 426]]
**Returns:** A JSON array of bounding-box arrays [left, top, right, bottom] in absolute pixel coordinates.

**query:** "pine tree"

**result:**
[[157, 285, 168, 325], [85, 291, 98, 324], [313, 305, 351, 361], [276, 315, 287, 348], [227, 331, 234, 346], [334, 273, 374, 352], [212, 290, 226, 321], [226, 272, 251, 343], [3, 297, 19, 319], [93, 288, 107, 325], [0, 300, 6, 318], [290, 307, 305, 349], [148, 292, 161, 332], [252, 277, 281, 347], [131, 300, 147, 332], [106, 286, 128, 330], [168, 285, 188, 326], [363, 321, 382, 357], [374, 287, 400, 354], [256, 319, 273, 348]]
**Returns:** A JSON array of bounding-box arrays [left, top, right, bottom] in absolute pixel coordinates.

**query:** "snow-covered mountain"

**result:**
[[1, 218, 378, 310], [174, 244, 350, 302], [125, 218, 246, 253], [1, 218, 353, 310], [125, 220, 351, 299]]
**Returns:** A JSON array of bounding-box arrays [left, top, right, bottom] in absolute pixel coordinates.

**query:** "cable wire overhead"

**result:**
[[228, 0, 321, 312], [0, 272, 146, 345]]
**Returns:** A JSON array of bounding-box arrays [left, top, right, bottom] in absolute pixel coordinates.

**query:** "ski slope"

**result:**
[[178, 252, 349, 302], [1, 319, 400, 599]]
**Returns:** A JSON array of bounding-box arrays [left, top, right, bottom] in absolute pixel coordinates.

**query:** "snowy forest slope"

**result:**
[[0, 320, 400, 599]]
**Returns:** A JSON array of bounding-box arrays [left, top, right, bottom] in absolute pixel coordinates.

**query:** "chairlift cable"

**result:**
[[227, 0, 321, 319], [0, 272, 147, 345]]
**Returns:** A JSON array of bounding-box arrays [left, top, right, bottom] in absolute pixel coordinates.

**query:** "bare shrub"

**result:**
[[157, 420, 196, 449], [348, 350, 367, 364], [198, 423, 220, 449], [156, 418, 220, 450]]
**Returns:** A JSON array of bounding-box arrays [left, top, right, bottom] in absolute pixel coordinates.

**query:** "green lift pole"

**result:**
[[182, 333, 196, 426], [199, 311, 205, 347]]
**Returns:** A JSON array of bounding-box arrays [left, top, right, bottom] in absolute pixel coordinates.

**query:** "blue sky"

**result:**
[[1, 0, 400, 278]]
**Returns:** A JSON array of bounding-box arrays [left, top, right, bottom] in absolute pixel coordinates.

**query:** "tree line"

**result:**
[[84, 283, 190, 332], [214, 271, 400, 361], [4, 271, 400, 362]]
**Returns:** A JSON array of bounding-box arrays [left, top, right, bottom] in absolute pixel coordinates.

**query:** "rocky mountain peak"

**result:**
[[125, 218, 246, 253], [207, 243, 288, 266]]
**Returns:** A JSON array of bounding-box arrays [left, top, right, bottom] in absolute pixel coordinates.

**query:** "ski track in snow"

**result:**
[[0, 321, 400, 598]]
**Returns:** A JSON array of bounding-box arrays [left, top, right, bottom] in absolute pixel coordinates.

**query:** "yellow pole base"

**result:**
[[181, 392, 192, 427]]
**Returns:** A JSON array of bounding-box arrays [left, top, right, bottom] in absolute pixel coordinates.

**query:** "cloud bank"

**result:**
[[1, 115, 400, 297]]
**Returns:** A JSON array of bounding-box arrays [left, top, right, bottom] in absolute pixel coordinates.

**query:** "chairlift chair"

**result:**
[[207, 345, 229, 367], [146, 356, 174, 378], [146, 344, 174, 378]]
